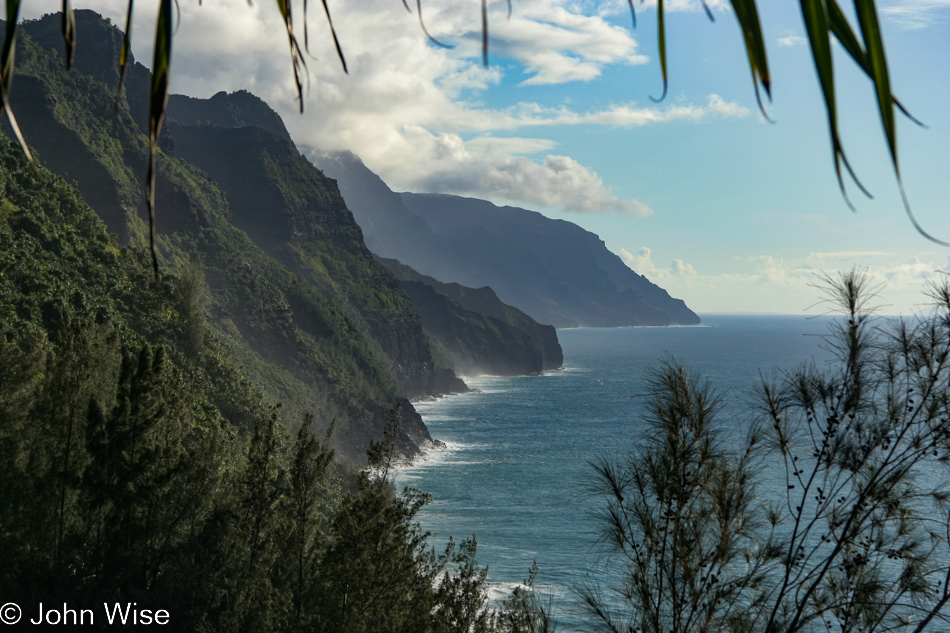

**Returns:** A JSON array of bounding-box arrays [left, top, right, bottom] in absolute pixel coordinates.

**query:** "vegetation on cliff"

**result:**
[[1, 12, 466, 459], [379, 256, 563, 376], [0, 130, 553, 633]]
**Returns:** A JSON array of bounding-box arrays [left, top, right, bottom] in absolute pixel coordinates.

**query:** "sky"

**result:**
[[22, 0, 950, 314]]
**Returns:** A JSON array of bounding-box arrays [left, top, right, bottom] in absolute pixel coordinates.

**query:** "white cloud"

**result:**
[[620, 246, 657, 275], [619, 247, 949, 313], [489, 4, 649, 86], [620, 246, 696, 278], [596, 0, 729, 17], [670, 259, 697, 277], [369, 140, 655, 215], [21, 0, 748, 215], [777, 35, 807, 48], [881, 0, 950, 29]]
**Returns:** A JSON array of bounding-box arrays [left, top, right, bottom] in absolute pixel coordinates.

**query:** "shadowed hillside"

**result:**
[[1, 12, 465, 459], [312, 150, 699, 328], [378, 257, 563, 375]]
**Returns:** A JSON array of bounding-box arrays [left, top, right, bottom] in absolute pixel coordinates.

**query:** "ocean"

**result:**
[[395, 315, 840, 630]]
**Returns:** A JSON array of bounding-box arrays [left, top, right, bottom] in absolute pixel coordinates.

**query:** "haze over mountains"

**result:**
[[4, 11, 447, 458], [312, 151, 699, 328]]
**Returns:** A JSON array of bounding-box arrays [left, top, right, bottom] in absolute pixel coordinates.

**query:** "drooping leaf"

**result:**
[[416, 0, 453, 50], [651, 0, 667, 102], [898, 187, 950, 246], [303, 0, 310, 51], [800, 0, 870, 208], [116, 0, 134, 102], [701, 1, 715, 22], [275, 0, 308, 113], [320, 0, 348, 72], [1, 0, 33, 164], [729, 0, 772, 118], [627, 0, 636, 29], [826, 0, 923, 125], [848, 0, 949, 245], [0, 0, 17, 93], [61, 0, 76, 70], [854, 0, 896, 169], [146, 0, 173, 278], [481, 0, 488, 66]]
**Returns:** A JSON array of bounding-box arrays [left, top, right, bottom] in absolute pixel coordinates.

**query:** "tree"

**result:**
[[312, 412, 554, 633], [0, 0, 939, 277], [586, 270, 950, 632], [583, 360, 769, 633]]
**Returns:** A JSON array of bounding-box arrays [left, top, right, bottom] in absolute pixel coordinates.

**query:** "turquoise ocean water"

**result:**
[[395, 315, 840, 630]]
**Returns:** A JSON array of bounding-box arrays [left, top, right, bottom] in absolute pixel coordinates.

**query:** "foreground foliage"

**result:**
[[587, 271, 950, 632], [0, 134, 549, 632]]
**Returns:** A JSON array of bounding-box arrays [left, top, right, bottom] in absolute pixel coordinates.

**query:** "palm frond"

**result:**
[[146, 0, 173, 279], [800, 0, 870, 208], [275, 0, 307, 113], [1, 0, 33, 165], [61, 0, 76, 70], [650, 0, 667, 102], [826, 0, 924, 126], [729, 0, 772, 118], [854, 0, 896, 169], [116, 0, 134, 99]]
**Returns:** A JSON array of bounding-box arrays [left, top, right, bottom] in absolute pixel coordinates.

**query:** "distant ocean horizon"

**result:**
[[395, 314, 842, 630]]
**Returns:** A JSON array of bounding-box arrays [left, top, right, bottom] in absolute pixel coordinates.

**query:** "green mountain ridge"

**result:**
[[1, 12, 449, 460], [0, 136, 536, 633], [2, 9, 579, 459], [310, 150, 700, 328], [164, 121, 455, 397], [377, 256, 563, 375]]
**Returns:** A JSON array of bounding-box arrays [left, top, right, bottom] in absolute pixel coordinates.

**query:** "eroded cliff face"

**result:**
[[502, 306, 563, 371], [2, 11, 460, 460], [311, 151, 699, 329], [166, 122, 464, 398], [401, 281, 544, 377], [378, 257, 564, 377]]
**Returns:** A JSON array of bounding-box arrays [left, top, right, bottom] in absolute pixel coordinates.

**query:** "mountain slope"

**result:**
[[402, 193, 699, 327], [166, 122, 456, 397], [14, 10, 462, 402], [310, 150, 699, 328], [310, 150, 464, 282], [2, 13, 450, 459], [378, 257, 563, 373]]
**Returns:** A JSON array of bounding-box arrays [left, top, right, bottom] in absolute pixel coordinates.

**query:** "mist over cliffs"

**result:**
[[311, 151, 699, 328], [2, 11, 457, 459], [3, 10, 696, 461], [377, 257, 563, 377]]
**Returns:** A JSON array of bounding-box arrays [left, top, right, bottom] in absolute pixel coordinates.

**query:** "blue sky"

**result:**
[[23, 0, 950, 314]]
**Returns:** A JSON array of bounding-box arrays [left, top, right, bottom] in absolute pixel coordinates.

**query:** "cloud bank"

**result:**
[[881, 0, 950, 29], [621, 247, 950, 313], [22, 0, 748, 215]]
